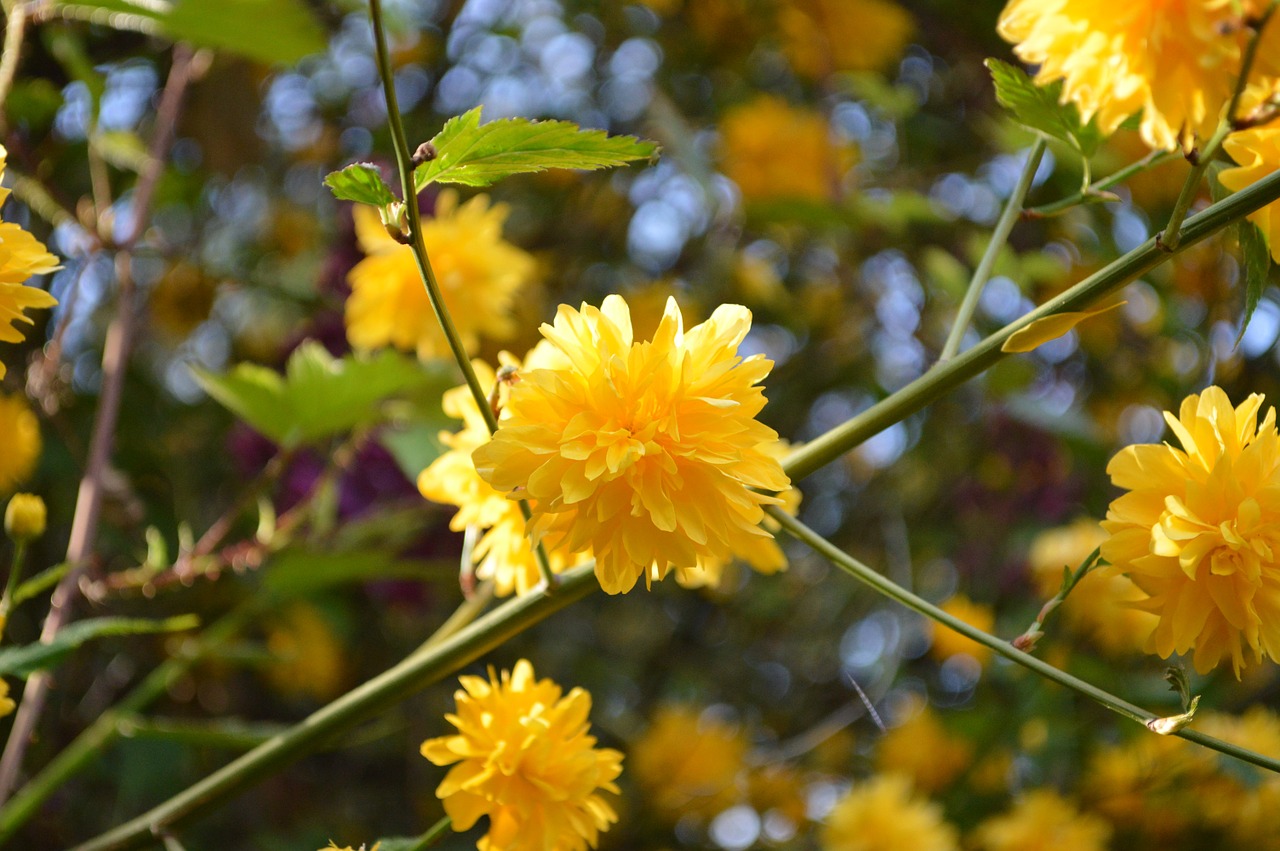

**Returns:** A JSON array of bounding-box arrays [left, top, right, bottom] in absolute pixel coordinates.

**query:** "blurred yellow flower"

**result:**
[[0, 146, 59, 380], [0, 680, 13, 718], [719, 96, 857, 204], [929, 595, 994, 665], [4, 492, 46, 542], [472, 295, 791, 595], [1028, 519, 1156, 656], [1221, 119, 1280, 262], [997, 0, 1243, 150], [263, 604, 348, 701], [421, 660, 623, 851], [1101, 386, 1280, 675], [418, 350, 592, 597], [148, 261, 217, 339], [779, 0, 913, 79], [973, 789, 1111, 851], [875, 703, 972, 794], [821, 774, 958, 851], [320, 843, 378, 851], [345, 190, 535, 360], [0, 393, 41, 495], [630, 705, 746, 821], [746, 764, 808, 825]]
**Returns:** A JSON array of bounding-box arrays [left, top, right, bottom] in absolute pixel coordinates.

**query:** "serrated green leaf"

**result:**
[[0, 615, 199, 679], [986, 58, 1103, 158], [414, 106, 658, 191], [192, 342, 434, 448], [1236, 220, 1272, 346], [324, 163, 396, 206]]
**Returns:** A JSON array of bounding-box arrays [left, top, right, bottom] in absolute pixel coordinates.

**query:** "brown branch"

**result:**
[[0, 44, 199, 806]]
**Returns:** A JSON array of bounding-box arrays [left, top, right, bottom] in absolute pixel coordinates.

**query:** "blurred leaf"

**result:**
[[0, 615, 199, 678], [12, 562, 71, 606], [3, 79, 63, 132], [374, 839, 430, 851], [324, 163, 397, 206], [380, 422, 448, 483], [414, 106, 658, 191], [1235, 220, 1272, 346], [92, 130, 149, 172], [116, 715, 288, 750], [986, 58, 1102, 158], [53, 0, 325, 64], [263, 548, 444, 598], [192, 342, 433, 448], [1002, 300, 1126, 353]]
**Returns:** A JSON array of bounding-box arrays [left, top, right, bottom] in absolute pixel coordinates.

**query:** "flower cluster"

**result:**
[[421, 660, 623, 851], [1101, 386, 1280, 675], [472, 295, 791, 595], [997, 0, 1279, 151], [345, 190, 535, 360]]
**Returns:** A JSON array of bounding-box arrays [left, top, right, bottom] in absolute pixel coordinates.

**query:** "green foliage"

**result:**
[[263, 548, 444, 599], [0, 616, 199, 678], [324, 163, 397, 207], [1236, 220, 1272, 345], [51, 0, 326, 64], [191, 342, 434, 449], [986, 58, 1103, 158], [413, 106, 659, 191]]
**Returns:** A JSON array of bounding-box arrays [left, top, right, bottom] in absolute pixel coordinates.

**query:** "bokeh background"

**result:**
[[4, 0, 1280, 848]]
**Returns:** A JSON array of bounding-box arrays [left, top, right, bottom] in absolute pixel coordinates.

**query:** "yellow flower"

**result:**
[[420, 660, 623, 851], [345, 190, 535, 360], [320, 843, 379, 851], [630, 705, 746, 822], [875, 702, 972, 794], [719, 96, 858, 204], [0, 146, 59, 380], [418, 350, 592, 597], [4, 493, 46, 542], [0, 680, 13, 718], [997, 0, 1245, 151], [0, 393, 40, 495], [472, 295, 791, 595], [779, 0, 914, 79], [973, 790, 1111, 851], [1101, 386, 1280, 675], [929, 595, 994, 665], [1221, 119, 1280, 263], [821, 774, 958, 851], [262, 604, 349, 701], [1028, 520, 1156, 655]]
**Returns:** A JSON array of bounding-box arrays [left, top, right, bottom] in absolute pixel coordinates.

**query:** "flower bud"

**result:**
[[5, 493, 46, 543]]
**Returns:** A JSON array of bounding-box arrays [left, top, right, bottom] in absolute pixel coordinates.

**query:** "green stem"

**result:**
[[1160, 2, 1275, 252], [67, 563, 599, 851], [939, 138, 1045, 362], [782, 166, 1280, 482], [405, 816, 452, 851], [767, 507, 1280, 774], [1, 541, 26, 631], [0, 607, 253, 845], [367, 0, 557, 590], [1024, 149, 1179, 219]]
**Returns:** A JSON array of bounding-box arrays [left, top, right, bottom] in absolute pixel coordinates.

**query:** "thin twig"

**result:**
[[0, 44, 199, 806]]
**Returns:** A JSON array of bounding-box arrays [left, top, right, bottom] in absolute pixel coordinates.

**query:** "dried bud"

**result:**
[[5, 493, 46, 543], [411, 142, 437, 167]]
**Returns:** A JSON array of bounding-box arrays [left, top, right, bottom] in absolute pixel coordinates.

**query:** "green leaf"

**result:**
[[92, 130, 149, 173], [0, 615, 199, 679], [52, 0, 326, 65], [192, 342, 434, 448], [414, 106, 658, 191], [1236, 220, 1272, 346], [263, 548, 446, 598], [986, 58, 1103, 158], [324, 163, 396, 206]]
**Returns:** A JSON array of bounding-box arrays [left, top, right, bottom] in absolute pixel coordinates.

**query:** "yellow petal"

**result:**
[[1001, 301, 1126, 354]]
